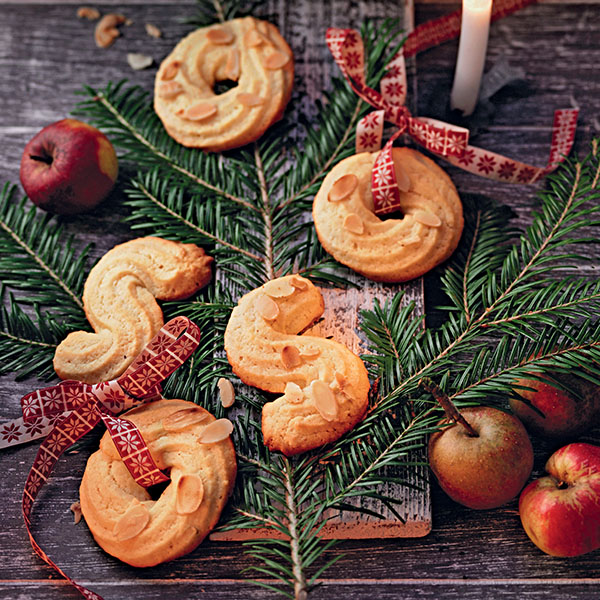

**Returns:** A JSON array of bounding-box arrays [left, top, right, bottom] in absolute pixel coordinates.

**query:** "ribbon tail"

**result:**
[[22, 402, 105, 600], [0, 415, 61, 449], [441, 109, 578, 184]]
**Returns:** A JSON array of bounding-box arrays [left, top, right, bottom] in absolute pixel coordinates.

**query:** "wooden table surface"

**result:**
[[1, 1, 599, 599]]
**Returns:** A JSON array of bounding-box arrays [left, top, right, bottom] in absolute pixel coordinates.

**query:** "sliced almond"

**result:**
[[334, 372, 346, 388], [401, 234, 421, 246], [114, 503, 150, 541], [199, 418, 234, 444], [161, 61, 181, 81], [281, 345, 302, 369], [255, 294, 280, 321], [70, 501, 82, 524], [264, 51, 290, 70], [244, 28, 265, 47], [207, 28, 234, 45], [300, 347, 321, 359], [393, 162, 411, 192], [290, 276, 308, 290], [217, 377, 235, 408], [158, 81, 184, 100], [328, 174, 358, 202], [184, 103, 217, 121], [238, 93, 265, 107], [127, 53, 153, 71], [284, 382, 304, 404], [344, 213, 365, 235], [311, 380, 338, 422], [163, 407, 209, 432], [225, 49, 241, 81], [264, 278, 295, 298], [414, 210, 442, 228], [145, 23, 162, 38], [175, 474, 204, 515], [77, 6, 100, 20], [94, 13, 126, 48]]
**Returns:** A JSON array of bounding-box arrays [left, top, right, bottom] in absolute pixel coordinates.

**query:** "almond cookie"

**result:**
[[224, 275, 370, 456], [313, 147, 464, 282], [79, 399, 236, 567], [154, 16, 294, 151], [54, 237, 212, 384]]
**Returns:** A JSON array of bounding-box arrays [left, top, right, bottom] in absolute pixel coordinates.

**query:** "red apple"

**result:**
[[19, 118, 118, 215], [428, 406, 534, 509], [519, 443, 600, 557], [510, 374, 599, 440]]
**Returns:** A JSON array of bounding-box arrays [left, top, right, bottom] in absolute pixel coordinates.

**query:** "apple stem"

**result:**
[[29, 154, 53, 165], [420, 377, 479, 437]]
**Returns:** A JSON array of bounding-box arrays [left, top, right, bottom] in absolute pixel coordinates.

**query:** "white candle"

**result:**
[[450, 0, 493, 116]]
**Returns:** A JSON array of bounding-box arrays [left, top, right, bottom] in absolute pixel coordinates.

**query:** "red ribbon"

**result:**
[[326, 8, 579, 215], [2, 316, 201, 600]]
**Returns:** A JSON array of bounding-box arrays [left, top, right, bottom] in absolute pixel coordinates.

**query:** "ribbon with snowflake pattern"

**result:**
[[0, 316, 201, 600], [326, 22, 578, 214]]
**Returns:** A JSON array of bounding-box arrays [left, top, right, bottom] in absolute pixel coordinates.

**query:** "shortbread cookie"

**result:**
[[80, 399, 236, 567], [313, 147, 464, 282], [154, 17, 294, 151], [224, 275, 370, 456], [54, 237, 212, 384]]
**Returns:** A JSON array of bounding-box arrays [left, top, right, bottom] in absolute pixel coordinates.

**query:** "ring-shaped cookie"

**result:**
[[224, 275, 370, 456], [79, 399, 236, 567], [154, 16, 294, 151], [313, 147, 464, 282]]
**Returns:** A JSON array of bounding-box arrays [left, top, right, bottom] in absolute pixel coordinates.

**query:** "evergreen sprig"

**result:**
[[1, 0, 600, 596]]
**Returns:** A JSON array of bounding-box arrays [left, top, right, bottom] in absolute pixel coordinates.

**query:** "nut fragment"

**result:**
[[393, 162, 411, 193], [254, 294, 280, 321], [311, 380, 338, 422], [300, 347, 321, 359], [263, 278, 295, 298], [77, 6, 100, 20], [244, 28, 265, 47], [127, 53, 153, 71], [281, 345, 302, 369], [264, 51, 290, 70], [145, 23, 162, 38], [225, 49, 241, 81], [158, 81, 184, 100], [184, 103, 218, 121], [400, 233, 421, 246], [207, 28, 234, 45], [334, 371, 346, 388], [176, 474, 204, 515], [343, 213, 365, 234], [70, 501, 82, 524], [290, 276, 308, 290], [161, 61, 181, 81], [162, 407, 209, 432], [238, 93, 265, 107], [328, 174, 358, 202], [114, 502, 150, 541], [414, 210, 442, 228], [94, 13, 126, 48], [284, 382, 304, 404], [199, 418, 234, 444], [217, 377, 235, 408]]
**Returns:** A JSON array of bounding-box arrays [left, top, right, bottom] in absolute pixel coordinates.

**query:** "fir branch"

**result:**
[[0, 184, 90, 326], [0, 297, 67, 381], [254, 144, 275, 280]]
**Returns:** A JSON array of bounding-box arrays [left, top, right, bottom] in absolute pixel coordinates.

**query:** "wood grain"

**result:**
[[0, 2, 600, 599]]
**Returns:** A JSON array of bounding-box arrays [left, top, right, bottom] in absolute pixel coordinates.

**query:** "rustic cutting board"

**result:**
[[211, 0, 432, 542]]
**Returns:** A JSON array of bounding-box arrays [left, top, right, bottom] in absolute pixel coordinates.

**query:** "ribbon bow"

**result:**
[[326, 27, 579, 215], [0, 316, 201, 600]]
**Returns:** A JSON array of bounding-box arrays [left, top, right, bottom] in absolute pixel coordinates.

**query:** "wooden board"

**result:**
[[211, 0, 432, 542]]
